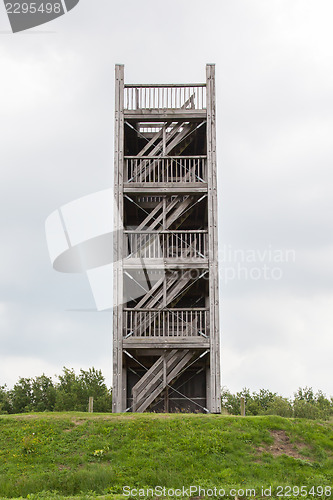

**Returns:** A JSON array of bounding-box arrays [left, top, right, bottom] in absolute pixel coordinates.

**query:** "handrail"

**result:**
[[124, 155, 207, 159], [123, 308, 209, 338], [125, 231, 208, 259], [125, 156, 207, 183], [125, 83, 206, 88], [124, 85, 206, 110], [124, 230, 207, 234], [124, 308, 208, 312]]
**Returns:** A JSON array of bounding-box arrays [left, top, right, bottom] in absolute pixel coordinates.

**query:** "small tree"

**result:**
[[293, 387, 332, 420], [265, 396, 293, 417], [221, 387, 241, 415], [78, 368, 112, 412], [55, 367, 112, 412], [250, 389, 278, 415], [55, 367, 83, 411], [0, 385, 11, 414], [10, 378, 33, 413], [31, 375, 57, 412]]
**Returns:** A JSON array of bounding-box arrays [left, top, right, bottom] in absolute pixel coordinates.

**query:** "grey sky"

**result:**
[[0, 0, 332, 398]]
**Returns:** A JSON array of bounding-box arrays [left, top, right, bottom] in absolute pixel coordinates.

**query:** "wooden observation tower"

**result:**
[[113, 64, 221, 413]]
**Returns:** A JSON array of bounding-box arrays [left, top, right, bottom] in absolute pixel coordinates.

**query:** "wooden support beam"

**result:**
[[124, 110, 206, 120], [123, 339, 210, 349], [113, 64, 125, 412], [124, 185, 208, 194], [136, 121, 171, 157], [206, 63, 221, 413]]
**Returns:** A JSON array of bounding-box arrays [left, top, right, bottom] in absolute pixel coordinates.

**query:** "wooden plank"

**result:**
[[132, 350, 176, 409], [123, 260, 208, 270], [165, 196, 194, 228], [113, 64, 125, 412], [136, 197, 179, 231], [124, 185, 208, 194], [124, 308, 208, 312], [136, 199, 164, 231], [124, 110, 206, 120], [125, 155, 207, 159], [166, 350, 194, 384], [124, 230, 208, 234], [136, 122, 171, 157], [123, 339, 210, 349], [134, 276, 165, 309], [206, 63, 221, 413], [132, 354, 167, 406], [125, 83, 206, 88]]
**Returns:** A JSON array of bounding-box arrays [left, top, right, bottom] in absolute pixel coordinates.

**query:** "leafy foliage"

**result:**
[[0, 385, 11, 414], [221, 386, 333, 420], [0, 368, 112, 415], [1, 369, 332, 421], [55, 367, 112, 412], [10, 377, 33, 413]]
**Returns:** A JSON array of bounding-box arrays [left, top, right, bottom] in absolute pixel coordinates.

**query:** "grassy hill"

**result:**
[[0, 413, 332, 499]]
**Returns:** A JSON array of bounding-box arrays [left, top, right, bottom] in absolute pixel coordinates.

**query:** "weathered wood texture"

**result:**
[[112, 64, 221, 413], [206, 64, 221, 413], [113, 64, 125, 412]]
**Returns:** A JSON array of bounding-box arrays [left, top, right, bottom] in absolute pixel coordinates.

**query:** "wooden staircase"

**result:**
[[132, 349, 197, 412], [129, 120, 198, 183]]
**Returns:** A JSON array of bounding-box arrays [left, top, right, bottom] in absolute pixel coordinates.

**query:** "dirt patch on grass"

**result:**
[[58, 464, 71, 471], [63, 418, 86, 432], [257, 430, 310, 460], [71, 418, 85, 426]]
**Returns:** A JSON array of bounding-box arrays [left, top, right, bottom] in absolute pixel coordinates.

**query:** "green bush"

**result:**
[[293, 387, 332, 420], [0, 367, 112, 414], [10, 377, 33, 413], [222, 386, 333, 420], [0, 385, 11, 414], [265, 396, 293, 417], [54, 367, 112, 412], [221, 388, 278, 416]]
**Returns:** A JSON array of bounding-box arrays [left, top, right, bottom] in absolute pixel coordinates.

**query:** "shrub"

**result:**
[[10, 377, 33, 413], [0, 385, 11, 414], [54, 367, 112, 412], [221, 387, 333, 420], [293, 387, 332, 420], [265, 396, 293, 417]]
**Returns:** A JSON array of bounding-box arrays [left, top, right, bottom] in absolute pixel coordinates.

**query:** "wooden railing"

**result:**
[[124, 308, 209, 338], [124, 84, 206, 110], [125, 156, 206, 183], [125, 231, 208, 260]]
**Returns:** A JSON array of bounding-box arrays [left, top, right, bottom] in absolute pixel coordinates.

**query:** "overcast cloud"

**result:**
[[0, 0, 332, 398]]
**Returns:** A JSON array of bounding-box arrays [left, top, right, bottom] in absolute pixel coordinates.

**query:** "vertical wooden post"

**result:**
[[240, 396, 245, 417], [206, 63, 221, 413], [164, 387, 169, 413], [113, 64, 125, 412], [88, 396, 94, 413]]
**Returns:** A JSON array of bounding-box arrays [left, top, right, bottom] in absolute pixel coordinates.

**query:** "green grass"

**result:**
[[0, 413, 332, 499]]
